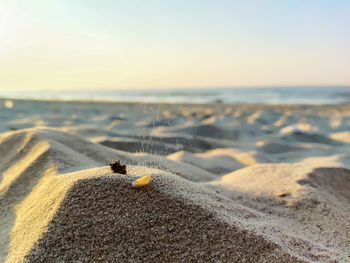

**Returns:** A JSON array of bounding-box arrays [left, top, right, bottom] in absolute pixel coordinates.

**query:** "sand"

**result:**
[[0, 100, 350, 262]]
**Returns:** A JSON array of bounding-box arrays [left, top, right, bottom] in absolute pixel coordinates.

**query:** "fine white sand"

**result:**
[[0, 100, 349, 262]]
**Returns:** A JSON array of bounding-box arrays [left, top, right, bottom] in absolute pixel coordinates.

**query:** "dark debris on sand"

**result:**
[[25, 176, 303, 263], [109, 160, 127, 174]]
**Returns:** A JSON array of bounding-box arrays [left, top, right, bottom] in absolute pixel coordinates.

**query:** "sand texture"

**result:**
[[0, 100, 350, 262]]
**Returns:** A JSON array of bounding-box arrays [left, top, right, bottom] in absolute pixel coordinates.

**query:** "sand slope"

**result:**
[[0, 128, 299, 263], [210, 161, 350, 262], [0, 128, 349, 262]]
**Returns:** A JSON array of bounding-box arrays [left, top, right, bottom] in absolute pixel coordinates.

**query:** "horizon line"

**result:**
[[1, 84, 350, 92]]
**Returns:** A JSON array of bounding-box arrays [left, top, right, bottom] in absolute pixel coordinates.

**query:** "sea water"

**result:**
[[0, 86, 349, 105]]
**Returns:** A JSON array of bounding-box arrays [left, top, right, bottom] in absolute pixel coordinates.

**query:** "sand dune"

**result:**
[[0, 128, 299, 262], [0, 101, 350, 262], [0, 128, 348, 262], [330, 131, 350, 143], [167, 149, 246, 174], [210, 161, 350, 262]]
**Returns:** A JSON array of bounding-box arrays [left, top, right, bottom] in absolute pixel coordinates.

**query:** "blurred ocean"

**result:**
[[0, 86, 349, 104]]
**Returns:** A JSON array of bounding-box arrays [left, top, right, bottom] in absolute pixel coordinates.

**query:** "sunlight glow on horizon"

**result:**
[[0, 0, 349, 90]]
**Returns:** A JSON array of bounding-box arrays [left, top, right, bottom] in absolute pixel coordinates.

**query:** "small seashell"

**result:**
[[132, 175, 151, 188], [277, 192, 290, 197]]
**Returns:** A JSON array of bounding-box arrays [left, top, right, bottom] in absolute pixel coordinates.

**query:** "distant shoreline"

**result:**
[[1, 97, 350, 107], [0, 86, 349, 105]]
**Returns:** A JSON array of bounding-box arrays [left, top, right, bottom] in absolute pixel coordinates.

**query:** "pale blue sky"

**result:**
[[0, 0, 349, 90]]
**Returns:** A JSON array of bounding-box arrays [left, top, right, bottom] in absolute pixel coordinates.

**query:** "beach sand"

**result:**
[[0, 100, 349, 262]]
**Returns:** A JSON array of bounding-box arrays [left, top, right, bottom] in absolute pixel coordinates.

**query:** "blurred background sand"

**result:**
[[0, 99, 349, 262]]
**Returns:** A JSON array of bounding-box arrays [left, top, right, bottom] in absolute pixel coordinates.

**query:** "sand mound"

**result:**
[[330, 131, 350, 143], [282, 133, 342, 146], [167, 149, 245, 174], [173, 124, 240, 140], [25, 173, 300, 263], [258, 142, 303, 154], [0, 128, 302, 262], [246, 110, 281, 125], [1, 125, 349, 262], [302, 167, 350, 202], [210, 160, 350, 262]]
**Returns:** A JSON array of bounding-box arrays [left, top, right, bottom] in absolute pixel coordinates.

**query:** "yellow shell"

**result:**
[[132, 175, 151, 188]]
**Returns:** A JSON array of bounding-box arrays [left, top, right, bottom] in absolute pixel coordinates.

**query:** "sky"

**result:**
[[0, 0, 349, 90]]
